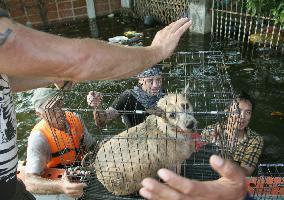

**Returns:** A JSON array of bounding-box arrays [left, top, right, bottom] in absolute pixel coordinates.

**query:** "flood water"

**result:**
[[15, 14, 284, 164]]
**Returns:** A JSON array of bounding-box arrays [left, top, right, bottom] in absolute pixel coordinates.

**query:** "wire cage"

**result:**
[[35, 51, 282, 199]]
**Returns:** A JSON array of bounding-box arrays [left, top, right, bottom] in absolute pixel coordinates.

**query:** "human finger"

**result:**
[[74, 183, 87, 190], [169, 18, 191, 33], [61, 81, 74, 90], [157, 169, 211, 197], [94, 92, 103, 100], [209, 155, 245, 181], [88, 90, 100, 96], [140, 177, 186, 200], [63, 182, 86, 198], [174, 20, 192, 38], [215, 124, 221, 137], [87, 96, 94, 106], [167, 18, 188, 32], [65, 182, 87, 192], [66, 189, 84, 198], [87, 91, 93, 96], [162, 18, 180, 31], [87, 91, 94, 99], [87, 91, 101, 106], [54, 81, 65, 89], [62, 171, 69, 181]]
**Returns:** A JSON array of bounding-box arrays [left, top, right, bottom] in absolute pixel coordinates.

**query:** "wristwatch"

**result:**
[[0, 8, 10, 18]]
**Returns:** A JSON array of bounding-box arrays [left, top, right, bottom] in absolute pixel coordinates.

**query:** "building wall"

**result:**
[[2, 0, 121, 26]]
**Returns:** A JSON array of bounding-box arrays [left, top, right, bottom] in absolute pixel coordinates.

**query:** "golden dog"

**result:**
[[93, 94, 197, 195]]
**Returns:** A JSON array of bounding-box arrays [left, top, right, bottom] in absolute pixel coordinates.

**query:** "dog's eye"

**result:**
[[169, 113, 176, 118]]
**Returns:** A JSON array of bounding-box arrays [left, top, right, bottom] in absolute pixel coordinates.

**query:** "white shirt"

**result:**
[[0, 75, 18, 182]]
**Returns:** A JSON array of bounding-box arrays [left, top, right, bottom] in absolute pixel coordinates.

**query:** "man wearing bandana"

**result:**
[[87, 66, 164, 128]]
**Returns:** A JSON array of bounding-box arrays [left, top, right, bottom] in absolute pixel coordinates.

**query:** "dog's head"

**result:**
[[149, 94, 197, 132]]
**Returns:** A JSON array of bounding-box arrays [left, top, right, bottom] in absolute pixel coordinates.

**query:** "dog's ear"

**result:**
[[146, 107, 165, 118]]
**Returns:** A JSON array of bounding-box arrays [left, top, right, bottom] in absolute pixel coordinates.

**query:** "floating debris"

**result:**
[[124, 31, 143, 37], [108, 36, 128, 44], [271, 111, 283, 117], [220, 65, 230, 69], [249, 33, 284, 45], [242, 68, 254, 72], [107, 13, 114, 18], [108, 30, 144, 46]]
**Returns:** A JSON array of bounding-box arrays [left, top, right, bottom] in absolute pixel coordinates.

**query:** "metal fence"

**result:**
[[210, 0, 284, 58]]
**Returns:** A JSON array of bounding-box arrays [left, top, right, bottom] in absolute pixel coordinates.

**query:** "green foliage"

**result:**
[[245, 0, 284, 25]]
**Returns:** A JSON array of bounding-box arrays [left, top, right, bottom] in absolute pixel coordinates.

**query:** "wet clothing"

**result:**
[[202, 126, 263, 168], [11, 179, 36, 200], [111, 89, 164, 128], [26, 112, 93, 174], [0, 75, 19, 199]]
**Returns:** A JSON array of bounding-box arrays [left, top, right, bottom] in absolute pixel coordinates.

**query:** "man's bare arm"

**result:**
[[0, 17, 192, 81], [25, 173, 86, 198], [25, 173, 65, 195], [9, 76, 58, 92], [93, 107, 120, 128]]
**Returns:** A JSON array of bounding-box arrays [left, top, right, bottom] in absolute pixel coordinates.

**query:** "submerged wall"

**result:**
[[1, 0, 121, 26], [132, 0, 212, 34]]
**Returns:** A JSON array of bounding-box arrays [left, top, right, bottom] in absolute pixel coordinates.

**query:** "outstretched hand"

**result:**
[[151, 18, 192, 60], [139, 155, 247, 200]]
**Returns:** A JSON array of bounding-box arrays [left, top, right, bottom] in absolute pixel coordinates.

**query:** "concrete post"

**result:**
[[89, 19, 99, 38], [189, 0, 211, 34], [86, 0, 96, 19], [121, 0, 131, 8]]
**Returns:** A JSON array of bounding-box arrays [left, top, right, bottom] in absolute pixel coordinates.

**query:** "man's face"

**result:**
[[229, 99, 252, 131], [138, 75, 162, 96], [40, 100, 66, 129]]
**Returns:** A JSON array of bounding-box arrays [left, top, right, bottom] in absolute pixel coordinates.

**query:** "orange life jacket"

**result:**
[[32, 111, 84, 168]]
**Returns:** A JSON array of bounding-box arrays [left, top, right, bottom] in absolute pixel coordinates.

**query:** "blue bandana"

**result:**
[[131, 86, 164, 109], [137, 66, 162, 78]]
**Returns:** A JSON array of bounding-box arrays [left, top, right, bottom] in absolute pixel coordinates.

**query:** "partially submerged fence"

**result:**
[[210, 0, 284, 56], [132, 0, 190, 25]]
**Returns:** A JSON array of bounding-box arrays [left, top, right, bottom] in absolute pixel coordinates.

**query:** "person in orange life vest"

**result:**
[[25, 88, 94, 198]]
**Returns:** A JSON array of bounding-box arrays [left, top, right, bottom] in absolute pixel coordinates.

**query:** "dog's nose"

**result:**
[[187, 121, 195, 129]]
